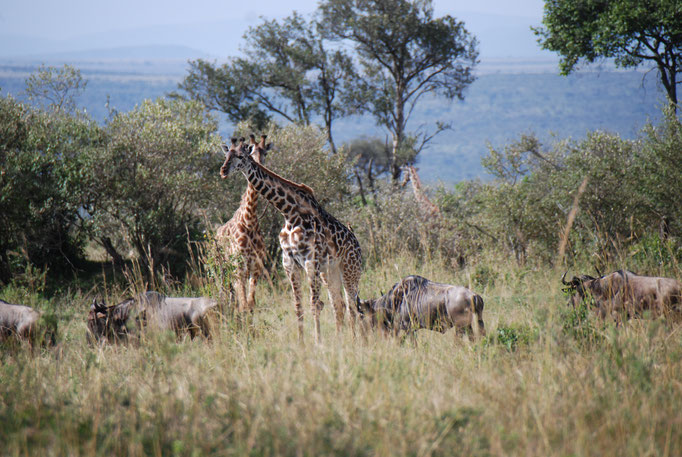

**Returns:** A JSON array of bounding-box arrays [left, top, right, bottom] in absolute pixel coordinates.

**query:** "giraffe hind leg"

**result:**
[[284, 258, 304, 344], [341, 264, 361, 338], [305, 260, 323, 345], [322, 265, 346, 335]]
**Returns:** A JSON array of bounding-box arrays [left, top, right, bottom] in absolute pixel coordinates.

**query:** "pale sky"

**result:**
[[0, 0, 547, 58]]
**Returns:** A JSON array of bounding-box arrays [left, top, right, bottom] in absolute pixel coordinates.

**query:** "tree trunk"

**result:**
[[659, 60, 678, 113], [391, 89, 406, 183], [354, 169, 367, 206], [100, 236, 125, 267]]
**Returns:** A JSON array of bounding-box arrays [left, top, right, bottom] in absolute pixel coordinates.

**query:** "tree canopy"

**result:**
[[534, 0, 682, 110], [179, 12, 357, 152], [319, 0, 478, 180]]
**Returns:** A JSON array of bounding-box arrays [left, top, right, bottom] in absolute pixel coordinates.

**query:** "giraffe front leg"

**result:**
[[233, 273, 248, 314], [246, 272, 259, 313], [283, 256, 304, 344], [305, 260, 323, 345]]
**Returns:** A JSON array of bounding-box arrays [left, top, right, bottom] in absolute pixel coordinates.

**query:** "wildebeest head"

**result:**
[[561, 271, 598, 308], [355, 290, 394, 329], [87, 297, 138, 343]]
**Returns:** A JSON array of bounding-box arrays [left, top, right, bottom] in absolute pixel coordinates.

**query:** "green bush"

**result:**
[[485, 323, 538, 351], [0, 94, 103, 284]]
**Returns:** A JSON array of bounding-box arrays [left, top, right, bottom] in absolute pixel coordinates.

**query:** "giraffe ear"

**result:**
[[220, 144, 230, 156]]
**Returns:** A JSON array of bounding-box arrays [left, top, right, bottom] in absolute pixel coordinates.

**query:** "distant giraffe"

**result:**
[[401, 164, 467, 267], [401, 164, 440, 218], [220, 138, 362, 344], [216, 135, 270, 313]]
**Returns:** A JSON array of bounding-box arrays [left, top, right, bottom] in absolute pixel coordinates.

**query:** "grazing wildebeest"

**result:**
[[562, 269, 682, 322], [0, 299, 55, 346], [355, 275, 485, 340], [87, 291, 218, 343]]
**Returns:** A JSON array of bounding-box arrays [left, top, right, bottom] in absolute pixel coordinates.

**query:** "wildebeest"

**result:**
[[87, 291, 218, 343], [355, 275, 485, 339], [0, 299, 56, 346], [562, 269, 682, 322]]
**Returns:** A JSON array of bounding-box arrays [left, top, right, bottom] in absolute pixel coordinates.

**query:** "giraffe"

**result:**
[[401, 164, 440, 218], [401, 164, 466, 267], [216, 135, 270, 313], [219, 138, 362, 344]]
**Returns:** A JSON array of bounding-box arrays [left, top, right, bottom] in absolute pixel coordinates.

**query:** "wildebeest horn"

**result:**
[[561, 271, 570, 286], [92, 298, 108, 313], [594, 265, 602, 277]]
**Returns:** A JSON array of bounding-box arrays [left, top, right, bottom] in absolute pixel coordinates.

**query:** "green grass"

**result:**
[[1, 254, 682, 456]]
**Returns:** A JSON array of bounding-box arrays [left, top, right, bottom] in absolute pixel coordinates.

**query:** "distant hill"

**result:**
[[0, 56, 665, 184], [19, 45, 212, 62]]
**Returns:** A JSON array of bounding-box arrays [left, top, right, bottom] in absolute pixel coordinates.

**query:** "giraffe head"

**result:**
[[400, 164, 415, 187], [220, 137, 251, 178], [247, 133, 271, 165]]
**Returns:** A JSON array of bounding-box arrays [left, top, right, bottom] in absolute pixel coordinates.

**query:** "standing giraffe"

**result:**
[[401, 164, 467, 267], [219, 138, 362, 344], [216, 135, 270, 313], [401, 164, 440, 218]]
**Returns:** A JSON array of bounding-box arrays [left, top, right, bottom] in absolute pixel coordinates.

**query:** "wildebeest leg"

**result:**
[[407, 328, 418, 347], [199, 317, 212, 340], [283, 256, 304, 344]]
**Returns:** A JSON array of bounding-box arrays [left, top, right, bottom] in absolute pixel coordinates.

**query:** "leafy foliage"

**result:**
[[534, 0, 682, 107], [179, 12, 358, 152], [82, 98, 223, 275], [24, 64, 87, 114], [0, 94, 102, 283]]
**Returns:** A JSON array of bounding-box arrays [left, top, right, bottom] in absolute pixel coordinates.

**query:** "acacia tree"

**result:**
[[179, 12, 357, 152], [319, 0, 479, 181], [177, 59, 270, 129], [24, 64, 87, 114], [534, 0, 682, 111]]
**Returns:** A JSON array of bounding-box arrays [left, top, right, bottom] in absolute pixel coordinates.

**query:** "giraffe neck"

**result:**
[[408, 167, 440, 216], [241, 160, 313, 221], [236, 183, 260, 229]]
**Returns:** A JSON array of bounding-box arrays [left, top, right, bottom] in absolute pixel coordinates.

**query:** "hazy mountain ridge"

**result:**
[[0, 55, 664, 183]]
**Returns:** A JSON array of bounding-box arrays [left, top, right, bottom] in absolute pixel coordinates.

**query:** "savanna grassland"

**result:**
[[3, 60, 682, 456], [2, 249, 681, 457]]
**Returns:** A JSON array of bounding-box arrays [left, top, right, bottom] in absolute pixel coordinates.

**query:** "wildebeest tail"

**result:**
[[473, 294, 485, 336], [473, 294, 484, 314]]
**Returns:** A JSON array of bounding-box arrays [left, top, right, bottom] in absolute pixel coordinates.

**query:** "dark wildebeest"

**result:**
[[87, 291, 218, 343], [0, 299, 56, 346], [562, 269, 682, 322], [355, 275, 485, 340]]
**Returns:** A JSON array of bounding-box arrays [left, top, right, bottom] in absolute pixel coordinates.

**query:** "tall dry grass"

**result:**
[[1, 251, 681, 456]]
